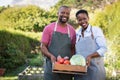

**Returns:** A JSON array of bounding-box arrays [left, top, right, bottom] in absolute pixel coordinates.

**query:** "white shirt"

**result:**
[[76, 24, 107, 57]]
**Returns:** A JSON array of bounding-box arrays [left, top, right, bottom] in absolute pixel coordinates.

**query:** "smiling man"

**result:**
[[40, 6, 76, 80]]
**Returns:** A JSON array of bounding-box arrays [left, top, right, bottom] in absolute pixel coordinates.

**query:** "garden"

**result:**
[[0, 0, 120, 80]]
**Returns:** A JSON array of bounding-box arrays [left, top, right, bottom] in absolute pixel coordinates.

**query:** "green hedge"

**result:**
[[0, 29, 40, 71]]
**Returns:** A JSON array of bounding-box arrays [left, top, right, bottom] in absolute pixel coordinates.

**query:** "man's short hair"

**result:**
[[58, 5, 71, 11]]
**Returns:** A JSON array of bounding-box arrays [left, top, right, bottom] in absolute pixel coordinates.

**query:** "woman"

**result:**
[[75, 9, 107, 80]]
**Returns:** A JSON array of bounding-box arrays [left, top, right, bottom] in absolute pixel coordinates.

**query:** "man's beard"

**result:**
[[59, 17, 69, 23]]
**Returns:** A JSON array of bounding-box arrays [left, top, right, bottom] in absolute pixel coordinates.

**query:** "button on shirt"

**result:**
[[76, 24, 107, 57]]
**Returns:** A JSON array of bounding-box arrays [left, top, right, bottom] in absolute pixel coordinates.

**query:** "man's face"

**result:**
[[58, 7, 71, 23]]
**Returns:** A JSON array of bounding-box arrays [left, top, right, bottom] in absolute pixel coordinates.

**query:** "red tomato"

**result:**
[[58, 58, 65, 64], [63, 60, 70, 65], [55, 61, 60, 64]]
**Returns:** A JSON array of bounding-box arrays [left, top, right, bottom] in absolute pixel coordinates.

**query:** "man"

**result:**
[[75, 9, 107, 80], [40, 5, 76, 80]]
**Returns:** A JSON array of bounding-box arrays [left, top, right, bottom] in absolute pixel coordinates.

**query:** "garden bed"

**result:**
[[18, 66, 44, 80], [0, 68, 6, 76]]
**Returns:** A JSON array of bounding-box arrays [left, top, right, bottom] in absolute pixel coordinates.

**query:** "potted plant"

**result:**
[[0, 68, 6, 76]]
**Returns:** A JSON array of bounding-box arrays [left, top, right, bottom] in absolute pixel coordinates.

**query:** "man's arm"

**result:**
[[40, 42, 56, 63]]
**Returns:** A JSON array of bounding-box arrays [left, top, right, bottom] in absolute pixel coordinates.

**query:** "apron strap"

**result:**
[[67, 25, 70, 38], [54, 21, 70, 38], [54, 21, 58, 34], [77, 25, 94, 42]]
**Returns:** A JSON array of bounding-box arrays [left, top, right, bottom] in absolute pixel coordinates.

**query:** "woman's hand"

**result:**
[[86, 55, 92, 66], [86, 52, 100, 66]]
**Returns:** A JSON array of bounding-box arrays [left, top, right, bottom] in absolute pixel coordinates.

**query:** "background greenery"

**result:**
[[0, 0, 120, 80]]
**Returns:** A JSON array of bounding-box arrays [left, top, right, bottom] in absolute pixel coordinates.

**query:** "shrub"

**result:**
[[0, 29, 40, 71]]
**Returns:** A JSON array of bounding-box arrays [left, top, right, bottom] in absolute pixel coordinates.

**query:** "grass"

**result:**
[[0, 76, 18, 80]]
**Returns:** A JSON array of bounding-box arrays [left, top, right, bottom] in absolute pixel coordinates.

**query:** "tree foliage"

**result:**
[[0, 5, 57, 32], [91, 1, 120, 70], [54, 0, 117, 12]]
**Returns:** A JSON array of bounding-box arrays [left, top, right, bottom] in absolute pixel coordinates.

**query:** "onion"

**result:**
[[64, 56, 69, 60]]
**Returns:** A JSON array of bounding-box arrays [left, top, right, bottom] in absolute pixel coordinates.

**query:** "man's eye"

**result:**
[[61, 12, 65, 14]]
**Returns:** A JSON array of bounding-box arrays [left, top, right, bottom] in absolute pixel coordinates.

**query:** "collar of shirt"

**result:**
[[77, 24, 91, 35], [83, 24, 91, 33]]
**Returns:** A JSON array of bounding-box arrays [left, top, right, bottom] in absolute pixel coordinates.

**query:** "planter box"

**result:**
[[0, 68, 6, 76], [18, 66, 44, 80], [52, 63, 87, 75]]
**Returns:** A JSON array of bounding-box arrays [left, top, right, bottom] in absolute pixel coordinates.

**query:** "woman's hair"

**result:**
[[76, 9, 88, 17]]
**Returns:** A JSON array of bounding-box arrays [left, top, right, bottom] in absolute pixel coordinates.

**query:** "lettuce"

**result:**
[[70, 54, 86, 66]]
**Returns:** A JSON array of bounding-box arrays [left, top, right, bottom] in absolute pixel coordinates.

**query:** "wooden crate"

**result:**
[[52, 63, 87, 75]]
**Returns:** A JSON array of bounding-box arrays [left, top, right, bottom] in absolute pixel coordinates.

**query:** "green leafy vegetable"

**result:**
[[70, 54, 86, 66]]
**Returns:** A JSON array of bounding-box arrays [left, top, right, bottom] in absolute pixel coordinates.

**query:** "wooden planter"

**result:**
[[0, 68, 6, 76], [18, 66, 44, 80]]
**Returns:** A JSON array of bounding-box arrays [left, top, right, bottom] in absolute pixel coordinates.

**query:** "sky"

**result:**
[[0, 0, 59, 10]]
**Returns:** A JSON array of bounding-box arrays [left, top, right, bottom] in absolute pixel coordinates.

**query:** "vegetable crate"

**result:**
[[52, 63, 87, 75]]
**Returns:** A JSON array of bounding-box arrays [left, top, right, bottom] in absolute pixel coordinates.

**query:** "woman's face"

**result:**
[[76, 13, 89, 29]]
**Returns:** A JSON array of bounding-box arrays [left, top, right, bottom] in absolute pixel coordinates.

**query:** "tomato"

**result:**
[[58, 58, 65, 64], [55, 61, 60, 64], [63, 60, 70, 65]]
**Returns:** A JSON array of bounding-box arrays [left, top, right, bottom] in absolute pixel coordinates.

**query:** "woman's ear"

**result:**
[[57, 12, 59, 16], [88, 16, 90, 20]]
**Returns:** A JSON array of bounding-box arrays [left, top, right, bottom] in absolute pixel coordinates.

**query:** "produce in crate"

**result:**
[[56, 55, 70, 65], [70, 54, 86, 66], [52, 55, 87, 74]]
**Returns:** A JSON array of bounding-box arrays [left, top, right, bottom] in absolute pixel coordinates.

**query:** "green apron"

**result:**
[[75, 27, 106, 80], [44, 22, 73, 80]]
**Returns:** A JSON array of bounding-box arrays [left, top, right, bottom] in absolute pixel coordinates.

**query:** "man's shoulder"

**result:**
[[43, 22, 55, 32], [46, 22, 56, 27]]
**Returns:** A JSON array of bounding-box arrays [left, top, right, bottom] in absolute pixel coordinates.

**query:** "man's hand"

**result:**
[[50, 55, 56, 63]]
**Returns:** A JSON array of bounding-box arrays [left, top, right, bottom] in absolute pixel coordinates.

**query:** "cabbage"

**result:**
[[70, 54, 86, 66]]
